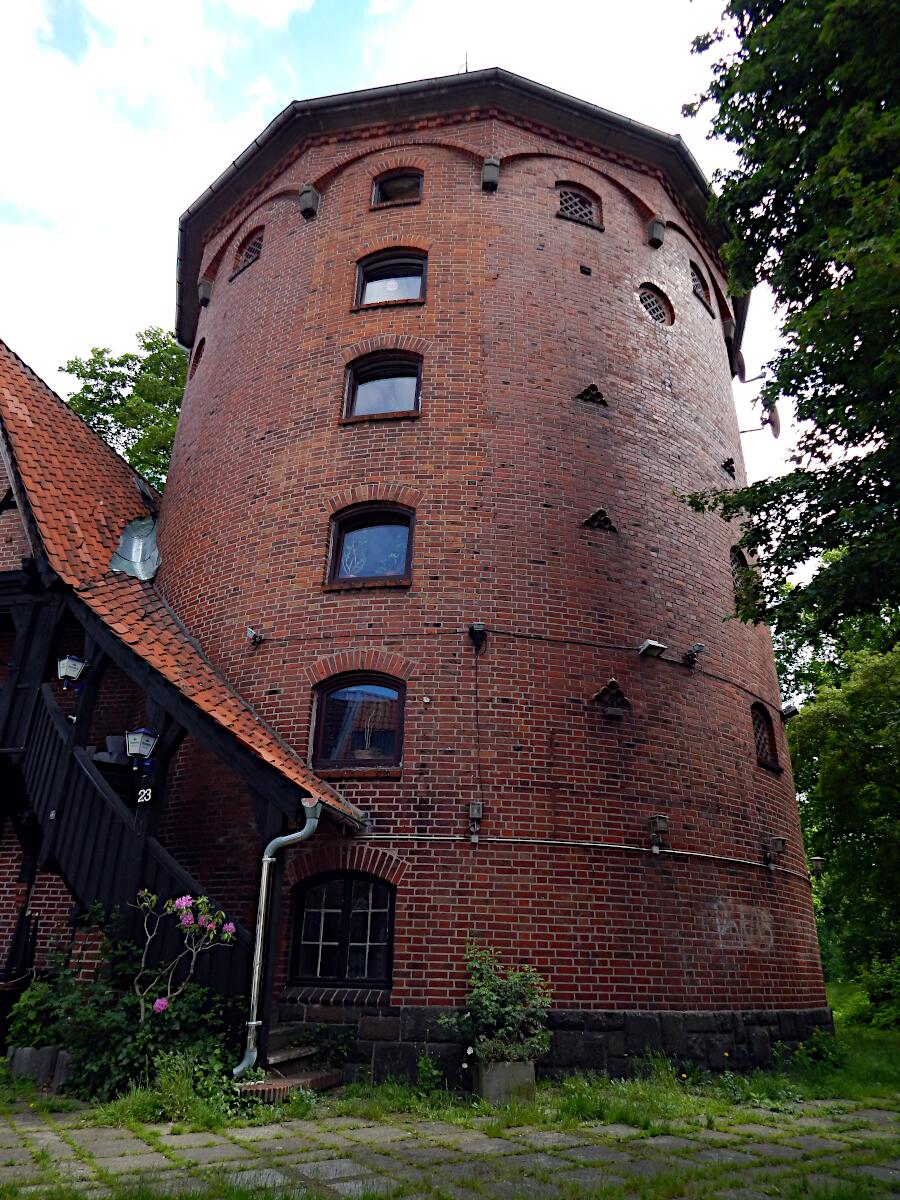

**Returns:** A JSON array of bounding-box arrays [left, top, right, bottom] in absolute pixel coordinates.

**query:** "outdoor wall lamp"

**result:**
[[682, 643, 706, 669], [56, 655, 87, 690], [763, 834, 786, 869], [810, 856, 824, 878], [648, 813, 669, 854], [781, 702, 800, 721], [125, 727, 160, 772], [638, 639, 667, 658], [468, 623, 487, 655]]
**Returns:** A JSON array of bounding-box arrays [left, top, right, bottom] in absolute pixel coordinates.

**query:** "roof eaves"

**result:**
[[175, 67, 737, 347]]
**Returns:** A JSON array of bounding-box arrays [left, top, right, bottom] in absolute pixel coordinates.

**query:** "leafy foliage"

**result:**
[[440, 941, 552, 1063], [684, 0, 900, 638], [790, 646, 900, 973], [848, 956, 900, 1029], [7, 899, 239, 1101], [62, 327, 185, 489]]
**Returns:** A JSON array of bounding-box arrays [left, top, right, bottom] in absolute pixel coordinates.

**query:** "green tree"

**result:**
[[62, 327, 186, 490], [790, 645, 900, 974], [684, 0, 900, 639]]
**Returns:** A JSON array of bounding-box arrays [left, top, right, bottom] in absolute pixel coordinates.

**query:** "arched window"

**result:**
[[291, 872, 395, 986], [730, 546, 750, 596], [556, 183, 602, 228], [751, 703, 778, 769], [312, 673, 405, 768], [345, 353, 422, 418], [329, 505, 413, 584], [188, 338, 205, 380], [637, 284, 674, 326], [690, 260, 712, 307], [356, 251, 426, 305], [231, 227, 264, 278], [372, 170, 423, 206]]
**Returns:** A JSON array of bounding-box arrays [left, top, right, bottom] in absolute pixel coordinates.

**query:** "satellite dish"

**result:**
[[763, 402, 781, 439], [735, 349, 746, 384]]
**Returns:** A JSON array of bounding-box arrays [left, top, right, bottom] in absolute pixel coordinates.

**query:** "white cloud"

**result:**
[[214, 0, 315, 28], [0, 0, 300, 391]]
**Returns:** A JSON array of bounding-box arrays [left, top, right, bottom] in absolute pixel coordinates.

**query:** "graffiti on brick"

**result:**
[[706, 897, 774, 952]]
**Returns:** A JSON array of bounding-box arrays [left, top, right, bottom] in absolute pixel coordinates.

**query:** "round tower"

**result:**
[[158, 71, 827, 1075]]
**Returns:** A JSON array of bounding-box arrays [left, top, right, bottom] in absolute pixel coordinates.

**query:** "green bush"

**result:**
[[7, 906, 240, 1102], [440, 941, 552, 1064], [854, 955, 900, 1028]]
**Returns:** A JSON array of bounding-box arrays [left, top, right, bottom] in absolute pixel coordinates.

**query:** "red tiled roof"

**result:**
[[0, 339, 360, 826]]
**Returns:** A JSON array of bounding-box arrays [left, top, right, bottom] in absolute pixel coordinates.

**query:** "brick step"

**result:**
[[265, 1043, 315, 1067], [238, 1068, 342, 1104], [267, 1022, 310, 1052]]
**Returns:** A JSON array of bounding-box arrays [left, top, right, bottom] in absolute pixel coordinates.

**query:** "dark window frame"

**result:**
[[327, 503, 415, 585], [230, 226, 264, 281], [371, 170, 423, 207], [290, 870, 396, 988], [555, 183, 604, 230], [355, 250, 427, 307], [344, 353, 423, 419], [751, 703, 779, 770], [730, 546, 750, 597], [689, 260, 714, 315], [637, 283, 674, 326], [311, 672, 406, 770]]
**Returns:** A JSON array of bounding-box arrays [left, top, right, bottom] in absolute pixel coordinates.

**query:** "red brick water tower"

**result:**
[[159, 70, 827, 1074]]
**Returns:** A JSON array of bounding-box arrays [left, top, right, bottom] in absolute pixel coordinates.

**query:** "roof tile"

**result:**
[[0, 340, 359, 825]]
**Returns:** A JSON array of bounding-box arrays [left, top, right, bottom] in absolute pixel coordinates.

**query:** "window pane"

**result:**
[[368, 945, 388, 979], [377, 174, 421, 203], [321, 909, 342, 942], [298, 944, 320, 977], [305, 883, 326, 909], [371, 882, 391, 910], [338, 523, 409, 579], [352, 372, 418, 416], [301, 910, 321, 942], [351, 878, 372, 909], [362, 271, 422, 304], [319, 683, 399, 764], [369, 912, 388, 944], [347, 944, 367, 978], [324, 878, 344, 906], [318, 944, 340, 978]]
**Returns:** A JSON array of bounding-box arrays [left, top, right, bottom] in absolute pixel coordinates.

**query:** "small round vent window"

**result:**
[[638, 285, 673, 325]]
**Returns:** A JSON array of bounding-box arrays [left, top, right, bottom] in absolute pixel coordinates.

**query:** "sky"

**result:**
[[0, 0, 788, 484]]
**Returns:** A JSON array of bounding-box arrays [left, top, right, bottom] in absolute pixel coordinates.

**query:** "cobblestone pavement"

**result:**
[[0, 1100, 897, 1198]]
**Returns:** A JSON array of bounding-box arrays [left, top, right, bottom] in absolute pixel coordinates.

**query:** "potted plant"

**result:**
[[441, 941, 552, 1103]]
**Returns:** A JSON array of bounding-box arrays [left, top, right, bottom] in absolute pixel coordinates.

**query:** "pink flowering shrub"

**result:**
[[134, 890, 237, 1024]]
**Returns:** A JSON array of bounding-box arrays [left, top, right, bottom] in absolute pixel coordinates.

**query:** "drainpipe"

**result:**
[[233, 799, 323, 1078]]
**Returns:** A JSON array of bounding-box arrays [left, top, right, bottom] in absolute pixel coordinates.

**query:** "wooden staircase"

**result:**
[[17, 683, 252, 996]]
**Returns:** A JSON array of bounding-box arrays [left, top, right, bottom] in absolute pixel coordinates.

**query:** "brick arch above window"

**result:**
[[284, 842, 409, 889], [338, 334, 431, 367], [304, 648, 418, 687], [325, 482, 424, 516], [501, 151, 656, 222], [309, 137, 483, 195]]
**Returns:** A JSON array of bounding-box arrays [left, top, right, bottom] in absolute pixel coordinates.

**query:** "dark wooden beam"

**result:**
[[65, 594, 353, 828]]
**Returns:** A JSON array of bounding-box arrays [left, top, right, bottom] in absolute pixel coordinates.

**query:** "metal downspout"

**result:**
[[233, 799, 323, 1078]]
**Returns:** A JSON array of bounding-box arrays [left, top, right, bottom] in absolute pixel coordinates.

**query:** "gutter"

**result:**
[[175, 67, 737, 347], [233, 798, 323, 1078]]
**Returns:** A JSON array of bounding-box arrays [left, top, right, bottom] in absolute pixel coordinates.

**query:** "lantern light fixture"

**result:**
[[57, 655, 87, 690], [763, 834, 786, 869], [125, 727, 159, 771], [648, 813, 669, 854], [810, 856, 824, 878]]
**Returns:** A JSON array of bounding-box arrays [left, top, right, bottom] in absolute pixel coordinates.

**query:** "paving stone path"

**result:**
[[0, 1100, 897, 1198]]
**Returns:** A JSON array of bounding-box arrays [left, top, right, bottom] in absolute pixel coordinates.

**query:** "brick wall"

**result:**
[[154, 109, 825, 1015]]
